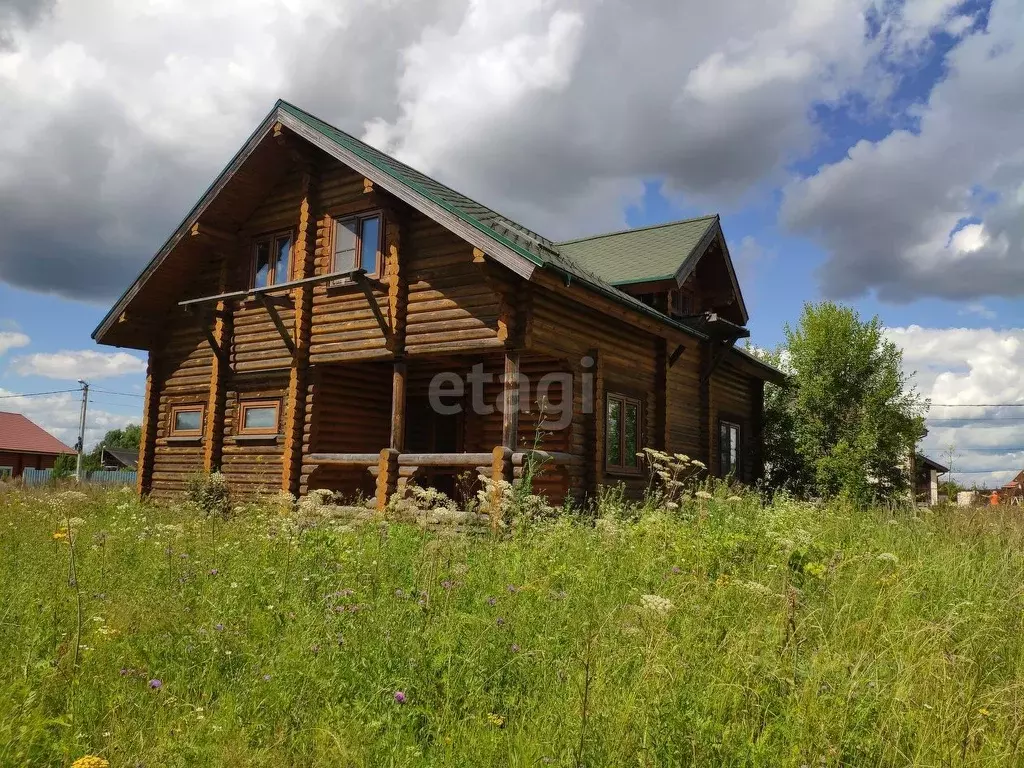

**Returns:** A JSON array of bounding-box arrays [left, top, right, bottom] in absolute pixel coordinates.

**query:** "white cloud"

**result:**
[[11, 349, 146, 380], [782, 0, 1024, 301], [0, 0, 971, 300], [0, 329, 29, 356], [958, 302, 996, 321], [887, 325, 1024, 487], [0, 388, 137, 449]]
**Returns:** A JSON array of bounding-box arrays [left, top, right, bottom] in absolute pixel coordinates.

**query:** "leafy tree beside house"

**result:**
[[83, 425, 142, 472], [756, 302, 927, 504]]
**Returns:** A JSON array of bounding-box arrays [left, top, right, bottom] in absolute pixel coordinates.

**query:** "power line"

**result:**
[[0, 388, 80, 399], [91, 388, 144, 398]]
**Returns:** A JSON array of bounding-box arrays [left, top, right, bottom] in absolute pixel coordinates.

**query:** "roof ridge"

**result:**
[[555, 214, 719, 247], [276, 101, 558, 255]]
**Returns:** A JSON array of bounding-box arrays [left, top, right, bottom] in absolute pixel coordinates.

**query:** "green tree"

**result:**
[[758, 302, 927, 504]]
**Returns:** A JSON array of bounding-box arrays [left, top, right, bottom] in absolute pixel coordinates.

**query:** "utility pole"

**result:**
[[75, 380, 89, 483]]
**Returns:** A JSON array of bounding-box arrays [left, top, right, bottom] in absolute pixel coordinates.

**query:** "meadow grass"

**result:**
[[2, 485, 1024, 766]]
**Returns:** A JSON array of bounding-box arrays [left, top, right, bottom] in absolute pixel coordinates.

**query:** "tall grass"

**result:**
[[2, 486, 1024, 766]]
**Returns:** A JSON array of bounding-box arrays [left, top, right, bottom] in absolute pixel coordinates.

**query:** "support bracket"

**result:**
[[257, 294, 297, 356], [353, 272, 392, 341]]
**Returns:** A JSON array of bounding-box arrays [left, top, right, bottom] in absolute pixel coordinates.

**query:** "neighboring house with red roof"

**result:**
[[0, 411, 76, 479]]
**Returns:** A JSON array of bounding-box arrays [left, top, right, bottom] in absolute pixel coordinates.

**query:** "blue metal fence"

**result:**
[[21, 469, 137, 487]]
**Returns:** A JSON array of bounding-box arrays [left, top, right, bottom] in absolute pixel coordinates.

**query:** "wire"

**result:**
[[930, 403, 1024, 407], [91, 388, 145, 398], [0, 388, 80, 399]]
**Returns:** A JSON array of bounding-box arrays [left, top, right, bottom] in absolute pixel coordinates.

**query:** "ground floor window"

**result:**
[[720, 420, 741, 477], [606, 393, 643, 473], [0, 466, 12, 479], [170, 405, 205, 437], [237, 400, 281, 436]]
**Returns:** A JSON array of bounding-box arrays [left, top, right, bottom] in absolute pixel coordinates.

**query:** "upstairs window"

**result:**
[[720, 420, 741, 477], [170, 405, 204, 438], [237, 400, 281, 436], [252, 232, 293, 289], [333, 213, 382, 277], [606, 393, 643, 473]]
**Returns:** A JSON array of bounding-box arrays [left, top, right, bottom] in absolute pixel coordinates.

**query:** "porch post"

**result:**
[[376, 448, 399, 511], [502, 349, 520, 449], [137, 352, 160, 497], [390, 360, 406, 451]]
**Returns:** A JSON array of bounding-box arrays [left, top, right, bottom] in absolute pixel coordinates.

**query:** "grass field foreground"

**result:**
[[2, 485, 1024, 766]]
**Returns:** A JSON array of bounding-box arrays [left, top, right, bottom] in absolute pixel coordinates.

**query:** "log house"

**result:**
[[93, 101, 784, 506]]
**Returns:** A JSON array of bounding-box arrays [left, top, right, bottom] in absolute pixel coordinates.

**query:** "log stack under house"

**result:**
[[93, 100, 784, 508]]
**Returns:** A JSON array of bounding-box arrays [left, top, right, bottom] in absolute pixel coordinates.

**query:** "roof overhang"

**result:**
[[672, 219, 749, 326]]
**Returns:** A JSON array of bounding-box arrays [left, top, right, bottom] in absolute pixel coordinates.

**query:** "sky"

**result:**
[[1, 0, 1022, 486]]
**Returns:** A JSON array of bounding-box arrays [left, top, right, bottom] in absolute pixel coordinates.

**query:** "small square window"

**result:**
[[170, 405, 204, 437], [333, 213, 382, 277], [0, 466, 13, 479], [251, 231, 293, 289], [238, 400, 280, 436]]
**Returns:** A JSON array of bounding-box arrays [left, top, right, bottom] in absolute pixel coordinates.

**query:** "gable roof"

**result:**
[[101, 447, 139, 469], [92, 99, 773, 378], [558, 215, 719, 285], [0, 412, 76, 455]]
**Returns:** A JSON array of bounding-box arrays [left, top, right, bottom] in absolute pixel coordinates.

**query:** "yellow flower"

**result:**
[[486, 712, 505, 728], [52, 530, 69, 541], [72, 756, 110, 768]]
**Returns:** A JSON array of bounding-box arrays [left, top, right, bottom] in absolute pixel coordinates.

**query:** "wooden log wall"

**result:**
[[665, 343, 703, 461], [221, 372, 289, 495], [708, 358, 758, 482], [528, 285, 659, 499]]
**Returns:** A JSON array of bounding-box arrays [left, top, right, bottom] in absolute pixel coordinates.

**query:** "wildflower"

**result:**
[[727, 495, 742, 503], [71, 757, 110, 768], [979, 707, 991, 717], [695, 490, 713, 500], [394, 589, 405, 598], [640, 594, 674, 614], [876, 553, 899, 565], [496, 617, 506, 626], [52, 530, 69, 541], [148, 679, 162, 690], [487, 712, 505, 727], [441, 579, 454, 590], [510, 643, 520, 653], [214, 623, 225, 632], [394, 690, 407, 704], [486, 596, 497, 606], [209, 568, 218, 576], [310, 644, 320, 655], [507, 584, 519, 593], [670, 566, 682, 575], [262, 674, 272, 682]]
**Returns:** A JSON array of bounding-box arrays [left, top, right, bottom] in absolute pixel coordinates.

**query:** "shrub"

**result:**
[[184, 471, 231, 518]]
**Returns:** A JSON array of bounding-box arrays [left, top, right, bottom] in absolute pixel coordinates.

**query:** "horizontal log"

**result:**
[[512, 451, 584, 467], [307, 453, 380, 466]]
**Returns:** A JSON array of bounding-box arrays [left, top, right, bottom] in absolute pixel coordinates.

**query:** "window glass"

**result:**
[[253, 240, 271, 289], [242, 405, 278, 432], [624, 401, 639, 467], [606, 398, 621, 466], [360, 216, 380, 275], [273, 235, 292, 285], [173, 409, 202, 433], [334, 219, 358, 271], [0, 466, 12, 479], [720, 422, 740, 475]]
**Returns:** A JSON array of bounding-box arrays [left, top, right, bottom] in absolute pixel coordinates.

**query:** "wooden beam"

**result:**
[[390, 360, 407, 451], [203, 258, 232, 472], [353, 272, 391, 340], [257, 294, 297, 356], [363, 177, 374, 194], [376, 448, 399, 510], [281, 168, 318, 495], [189, 222, 237, 243], [136, 353, 159, 496], [668, 343, 686, 367], [502, 349, 520, 449]]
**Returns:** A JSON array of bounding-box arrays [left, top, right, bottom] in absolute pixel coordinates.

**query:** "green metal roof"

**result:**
[[556, 215, 719, 286]]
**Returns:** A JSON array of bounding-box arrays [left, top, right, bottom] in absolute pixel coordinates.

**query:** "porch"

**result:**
[[299, 352, 586, 512]]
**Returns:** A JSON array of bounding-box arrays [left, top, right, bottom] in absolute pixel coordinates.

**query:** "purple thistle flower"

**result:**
[[496, 617, 505, 626], [510, 643, 520, 653], [394, 588, 405, 599], [507, 584, 518, 594], [310, 644, 320, 655], [441, 579, 454, 590], [263, 674, 272, 681], [671, 566, 682, 575], [209, 568, 218, 576], [119, 667, 129, 676], [394, 690, 407, 704], [214, 623, 224, 632], [148, 679, 162, 690], [486, 596, 497, 606]]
